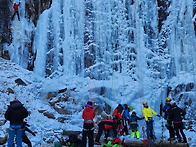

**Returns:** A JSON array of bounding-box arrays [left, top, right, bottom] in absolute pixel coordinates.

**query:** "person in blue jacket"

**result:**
[[162, 97, 175, 141], [121, 104, 131, 135]]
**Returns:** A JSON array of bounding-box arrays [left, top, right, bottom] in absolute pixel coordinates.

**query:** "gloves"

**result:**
[[157, 115, 160, 117]]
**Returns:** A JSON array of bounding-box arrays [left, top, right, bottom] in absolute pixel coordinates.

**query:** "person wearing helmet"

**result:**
[[169, 101, 187, 143], [162, 97, 175, 141], [142, 101, 160, 139], [129, 111, 144, 139], [11, 1, 21, 21]]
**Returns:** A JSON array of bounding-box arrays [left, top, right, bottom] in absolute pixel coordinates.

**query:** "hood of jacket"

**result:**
[[9, 101, 23, 109]]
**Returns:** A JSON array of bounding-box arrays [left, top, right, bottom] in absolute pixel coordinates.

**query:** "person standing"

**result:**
[[142, 100, 160, 139], [5, 99, 28, 147], [162, 97, 175, 141], [81, 101, 95, 147], [112, 104, 124, 135], [11, 1, 21, 21], [112, 104, 123, 120], [169, 101, 187, 143], [129, 111, 143, 139], [121, 104, 131, 135]]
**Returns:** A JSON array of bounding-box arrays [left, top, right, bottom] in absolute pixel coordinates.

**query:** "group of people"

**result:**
[[81, 98, 187, 146], [162, 97, 187, 143], [4, 98, 186, 146]]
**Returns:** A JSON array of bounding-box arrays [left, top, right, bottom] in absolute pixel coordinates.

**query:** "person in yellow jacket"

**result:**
[[142, 101, 160, 139]]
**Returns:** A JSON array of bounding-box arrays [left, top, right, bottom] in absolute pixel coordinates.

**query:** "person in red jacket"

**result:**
[[112, 104, 124, 135], [11, 1, 21, 21], [112, 104, 123, 120], [94, 118, 118, 145], [81, 101, 95, 147]]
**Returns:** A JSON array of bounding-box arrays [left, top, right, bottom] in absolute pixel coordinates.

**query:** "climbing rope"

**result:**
[[158, 33, 165, 142], [82, 0, 93, 100], [111, 0, 116, 103], [82, 0, 98, 133], [134, 7, 146, 141]]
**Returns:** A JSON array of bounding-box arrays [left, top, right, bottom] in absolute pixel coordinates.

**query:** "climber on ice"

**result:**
[[11, 0, 21, 21]]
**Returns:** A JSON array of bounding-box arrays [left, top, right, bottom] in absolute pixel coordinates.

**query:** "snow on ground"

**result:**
[[0, 57, 196, 146]]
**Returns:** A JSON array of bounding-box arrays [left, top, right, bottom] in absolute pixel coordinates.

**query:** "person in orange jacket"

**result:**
[[11, 1, 21, 21], [112, 104, 124, 135], [81, 101, 95, 147], [112, 104, 123, 120]]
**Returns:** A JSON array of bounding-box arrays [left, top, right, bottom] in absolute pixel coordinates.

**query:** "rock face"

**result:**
[[0, 0, 52, 52], [0, 0, 11, 46], [25, 0, 52, 26]]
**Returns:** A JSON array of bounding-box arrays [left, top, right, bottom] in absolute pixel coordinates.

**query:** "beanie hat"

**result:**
[[170, 100, 176, 106], [129, 106, 134, 111], [13, 99, 19, 102], [132, 110, 136, 114], [87, 101, 93, 106]]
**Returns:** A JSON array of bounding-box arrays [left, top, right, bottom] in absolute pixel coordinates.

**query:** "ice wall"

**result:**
[[4, 0, 196, 85]]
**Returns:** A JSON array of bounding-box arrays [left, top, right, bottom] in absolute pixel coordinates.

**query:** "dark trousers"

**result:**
[[122, 119, 129, 135], [166, 120, 175, 138], [11, 11, 20, 20], [81, 123, 94, 147], [174, 122, 187, 143], [146, 119, 154, 138], [22, 133, 32, 147], [95, 121, 117, 142]]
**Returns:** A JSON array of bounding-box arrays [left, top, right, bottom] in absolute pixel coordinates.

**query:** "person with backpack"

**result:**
[[112, 104, 124, 136], [94, 119, 118, 145], [11, 1, 21, 21], [162, 97, 175, 141], [112, 104, 123, 120], [169, 101, 187, 143], [129, 110, 144, 139], [5, 99, 28, 147], [142, 100, 160, 139], [21, 121, 36, 147], [81, 101, 95, 147], [121, 104, 131, 135]]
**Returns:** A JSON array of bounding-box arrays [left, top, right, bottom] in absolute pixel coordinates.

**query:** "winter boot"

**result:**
[[131, 131, 135, 138], [136, 130, 140, 139]]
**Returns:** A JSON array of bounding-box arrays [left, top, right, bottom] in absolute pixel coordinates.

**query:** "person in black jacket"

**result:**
[[5, 99, 28, 147], [169, 101, 187, 143], [129, 111, 144, 139], [162, 97, 175, 141]]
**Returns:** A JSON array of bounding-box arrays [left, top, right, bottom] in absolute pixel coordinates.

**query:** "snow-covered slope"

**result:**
[[0, 58, 196, 146]]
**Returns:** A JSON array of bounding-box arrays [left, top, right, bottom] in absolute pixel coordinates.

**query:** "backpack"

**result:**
[[102, 138, 123, 147], [111, 137, 122, 145], [129, 114, 138, 130], [66, 134, 81, 147]]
